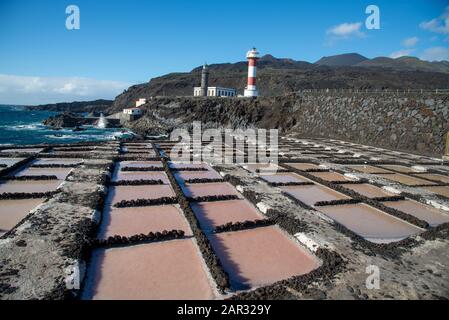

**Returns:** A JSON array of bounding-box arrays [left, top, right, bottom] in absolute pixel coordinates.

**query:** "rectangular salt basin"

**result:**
[[191, 199, 263, 231], [118, 161, 163, 169], [112, 171, 169, 184], [99, 205, 192, 239], [346, 165, 393, 174], [182, 182, 240, 198], [174, 170, 222, 182], [413, 173, 449, 184], [0, 180, 61, 194], [318, 204, 423, 243], [1, 148, 44, 153], [376, 173, 436, 186], [286, 163, 320, 171], [381, 200, 449, 227], [423, 186, 449, 198], [309, 171, 350, 182], [244, 163, 281, 173], [105, 185, 175, 206], [169, 162, 212, 170], [84, 239, 216, 300], [342, 183, 395, 199], [379, 165, 415, 173], [0, 198, 43, 236], [13, 167, 72, 180], [0, 158, 25, 167], [33, 158, 83, 166], [261, 172, 311, 184], [208, 226, 320, 290], [281, 184, 350, 206]]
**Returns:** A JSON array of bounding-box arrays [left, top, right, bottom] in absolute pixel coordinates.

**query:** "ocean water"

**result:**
[[0, 105, 129, 146]]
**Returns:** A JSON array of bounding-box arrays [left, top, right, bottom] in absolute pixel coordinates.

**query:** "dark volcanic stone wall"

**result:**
[[118, 92, 448, 157]]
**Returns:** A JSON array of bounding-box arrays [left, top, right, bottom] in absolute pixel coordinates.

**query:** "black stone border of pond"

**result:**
[[2, 175, 59, 181], [160, 155, 231, 293], [120, 166, 165, 172], [89, 229, 186, 249], [183, 178, 225, 184], [113, 197, 178, 208], [214, 219, 275, 233], [0, 191, 58, 200], [186, 194, 240, 203], [108, 179, 164, 186]]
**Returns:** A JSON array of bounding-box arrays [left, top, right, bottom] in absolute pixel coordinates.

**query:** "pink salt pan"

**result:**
[[0, 180, 62, 194], [85, 239, 216, 300], [105, 185, 175, 206], [318, 203, 423, 243], [0, 198, 43, 236], [175, 170, 222, 182], [208, 226, 320, 289], [0, 148, 44, 153], [118, 161, 163, 169], [0, 158, 25, 167], [99, 205, 192, 239], [261, 172, 311, 184], [182, 182, 240, 198], [342, 183, 395, 199], [381, 200, 449, 227], [379, 165, 414, 173], [286, 163, 320, 171], [281, 184, 350, 207], [33, 158, 82, 165], [310, 171, 350, 182], [423, 186, 449, 198], [345, 165, 393, 174], [13, 167, 72, 180], [169, 162, 212, 170], [112, 171, 169, 184], [191, 200, 263, 230], [376, 173, 436, 186], [413, 173, 449, 184]]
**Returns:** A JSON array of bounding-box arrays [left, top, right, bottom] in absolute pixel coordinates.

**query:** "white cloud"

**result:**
[[390, 49, 414, 59], [420, 6, 449, 34], [420, 47, 449, 62], [401, 37, 419, 48], [0, 74, 131, 105], [327, 22, 364, 38]]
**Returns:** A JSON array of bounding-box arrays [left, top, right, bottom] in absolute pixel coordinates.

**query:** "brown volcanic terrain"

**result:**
[[112, 54, 449, 109]]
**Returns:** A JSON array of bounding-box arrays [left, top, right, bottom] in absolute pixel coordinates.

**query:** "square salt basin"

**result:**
[[182, 182, 239, 198], [191, 200, 263, 231], [169, 162, 212, 170], [376, 173, 436, 186], [33, 158, 83, 166], [112, 171, 169, 184], [84, 239, 216, 300], [341, 183, 395, 199], [413, 173, 449, 184], [0, 198, 43, 236], [318, 204, 423, 243], [381, 200, 449, 227], [379, 165, 415, 173], [281, 184, 350, 207], [346, 165, 393, 174], [309, 171, 350, 182], [423, 186, 449, 198], [0, 179, 61, 194], [105, 185, 175, 206], [286, 163, 320, 171], [13, 167, 72, 180], [0, 148, 44, 154], [260, 172, 311, 184], [99, 205, 192, 239], [174, 170, 222, 182], [118, 161, 163, 169], [208, 226, 320, 290], [244, 163, 281, 173], [0, 158, 25, 167]]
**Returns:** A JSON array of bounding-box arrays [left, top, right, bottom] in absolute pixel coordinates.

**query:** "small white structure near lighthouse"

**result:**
[[244, 48, 260, 97]]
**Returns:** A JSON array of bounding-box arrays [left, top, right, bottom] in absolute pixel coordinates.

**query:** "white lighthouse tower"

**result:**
[[244, 48, 260, 97]]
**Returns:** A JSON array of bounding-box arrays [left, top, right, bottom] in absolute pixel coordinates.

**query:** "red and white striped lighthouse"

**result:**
[[244, 47, 260, 97]]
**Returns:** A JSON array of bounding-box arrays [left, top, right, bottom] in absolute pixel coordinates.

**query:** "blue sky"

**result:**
[[0, 0, 448, 104]]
